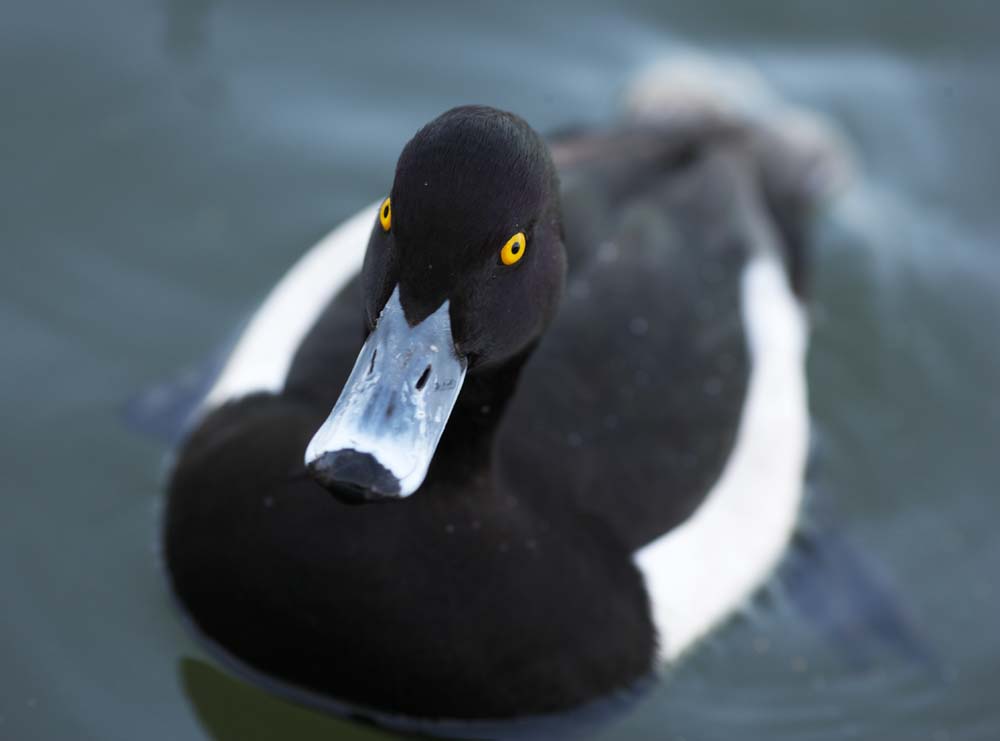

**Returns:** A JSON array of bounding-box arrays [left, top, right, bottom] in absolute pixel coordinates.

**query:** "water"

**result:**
[[2, 1, 998, 739]]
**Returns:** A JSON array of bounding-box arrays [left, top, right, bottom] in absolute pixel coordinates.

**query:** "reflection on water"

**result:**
[[180, 659, 387, 741], [2, 0, 998, 739]]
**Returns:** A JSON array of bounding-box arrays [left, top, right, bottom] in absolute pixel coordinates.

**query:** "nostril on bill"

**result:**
[[367, 348, 377, 375], [415, 365, 431, 391]]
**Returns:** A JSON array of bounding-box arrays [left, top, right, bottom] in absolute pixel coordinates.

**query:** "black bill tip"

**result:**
[[307, 449, 402, 504]]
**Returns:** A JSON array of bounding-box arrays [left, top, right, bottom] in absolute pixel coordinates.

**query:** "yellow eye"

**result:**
[[500, 232, 526, 266], [379, 197, 392, 232]]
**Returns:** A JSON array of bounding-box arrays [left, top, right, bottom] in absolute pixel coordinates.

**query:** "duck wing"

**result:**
[[498, 119, 778, 552]]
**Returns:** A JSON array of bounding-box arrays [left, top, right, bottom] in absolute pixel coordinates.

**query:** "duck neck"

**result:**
[[427, 347, 533, 483]]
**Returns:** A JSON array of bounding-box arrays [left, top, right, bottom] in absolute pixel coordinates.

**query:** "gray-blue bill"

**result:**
[[304, 287, 467, 500]]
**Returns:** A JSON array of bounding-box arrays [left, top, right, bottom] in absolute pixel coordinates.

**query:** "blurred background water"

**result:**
[[2, 1, 998, 739]]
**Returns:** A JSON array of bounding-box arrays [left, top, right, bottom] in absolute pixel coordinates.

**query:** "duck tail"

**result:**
[[622, 55, 853, 296]]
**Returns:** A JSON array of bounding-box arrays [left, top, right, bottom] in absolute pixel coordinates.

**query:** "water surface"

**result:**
[[2, 1, 998, 739]]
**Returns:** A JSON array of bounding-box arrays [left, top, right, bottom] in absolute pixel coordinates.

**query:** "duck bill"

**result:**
[[304, 287, 467, 502]]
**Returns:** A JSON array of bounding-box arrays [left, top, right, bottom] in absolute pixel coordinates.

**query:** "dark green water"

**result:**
[[3, 1, 998, 739]]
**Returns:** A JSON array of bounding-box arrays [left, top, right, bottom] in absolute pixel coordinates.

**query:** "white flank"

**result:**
[[202, 202, 380, 410], [635, 254, 809, 662]]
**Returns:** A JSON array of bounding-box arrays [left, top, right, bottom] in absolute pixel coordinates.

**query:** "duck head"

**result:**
[[306, 106, 566, 502]]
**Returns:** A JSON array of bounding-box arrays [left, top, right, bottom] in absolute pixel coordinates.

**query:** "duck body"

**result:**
[[165, 71, 843, 732]]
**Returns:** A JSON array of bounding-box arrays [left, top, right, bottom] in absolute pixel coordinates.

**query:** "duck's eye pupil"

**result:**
[[383, 206, 388, 217], [512, 243, 521, 255]]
